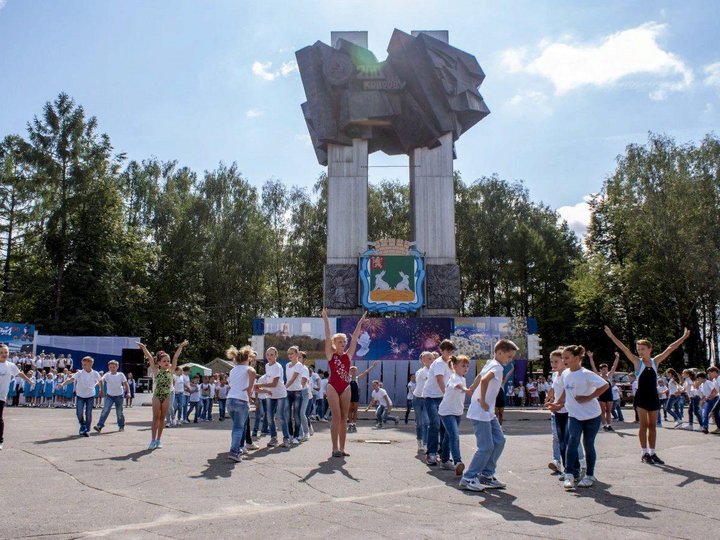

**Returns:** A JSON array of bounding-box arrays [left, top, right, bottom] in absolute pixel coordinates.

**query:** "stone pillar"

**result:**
[[410, 132, 461, 316], [324, 139, 368, 315]]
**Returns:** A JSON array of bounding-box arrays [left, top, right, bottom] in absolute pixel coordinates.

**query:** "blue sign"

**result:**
[[0, 322, 35, 352]]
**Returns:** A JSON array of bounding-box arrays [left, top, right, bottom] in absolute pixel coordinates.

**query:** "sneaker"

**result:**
[[417, 439, 424, 451], [374, 423, 382, 429], [454, 462, 465, 476], [641, 453, 652, 464], [479, 476, 506, 489], [309, 426, 314, 436], [441, 461, 455, 470], [0, 443, 3, 450], [300, 435, 309, 442], [426, 454, 438, 466], [674, 421, 682, 429], [148, 440, 157, 450], [118, 427, 124, 432], [267, 438, 278, 447], [228, 452, 242, 462], [459, 477, 485, 491], [291, 438, 300, 445], [280, 439, 290, 448], [82, 431, 89, 438], [247, 443, 260, 450], [702, 428, 709, 434], [93, 425, 102, 433], [606, 425, 615, 432], [156, 440, 163, 449], [165, 422, 172, 428], [712, 428, 720, 435], [563, 474, 576, 490], [649, 454, 664, 465], [577, 475, 596, 488], [548, 460, 560, 473]]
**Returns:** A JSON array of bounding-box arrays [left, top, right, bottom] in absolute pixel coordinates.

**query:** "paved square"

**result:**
[[2, 401, 717, 539]]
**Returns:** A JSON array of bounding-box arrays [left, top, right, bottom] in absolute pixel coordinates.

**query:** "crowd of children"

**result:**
[[2, 325, 719, 497]]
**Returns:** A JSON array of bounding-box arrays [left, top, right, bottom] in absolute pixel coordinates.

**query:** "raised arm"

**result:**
[[655, 328, 691, 367], [171, 340, 189, 371], [137, 342, 156, 374], [357, 360, 380, 380], [321, 308, 333, 361], [587, 351, 599, 374], [604, 326, 639, 369], [346, 312, 368, 359], [608, 351, 620, 376]]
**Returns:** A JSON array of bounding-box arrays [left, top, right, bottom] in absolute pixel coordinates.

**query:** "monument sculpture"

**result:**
[[296, 29, 489, 315]]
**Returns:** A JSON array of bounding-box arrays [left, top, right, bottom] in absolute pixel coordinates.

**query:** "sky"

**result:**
[[1, 0, 719, 237]]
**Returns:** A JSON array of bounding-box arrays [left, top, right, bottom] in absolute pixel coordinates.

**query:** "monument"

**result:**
[[296, 29, 490, 315]]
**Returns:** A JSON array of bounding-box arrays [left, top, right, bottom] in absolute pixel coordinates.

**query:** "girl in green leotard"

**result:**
[[138, 339, 188, 450]]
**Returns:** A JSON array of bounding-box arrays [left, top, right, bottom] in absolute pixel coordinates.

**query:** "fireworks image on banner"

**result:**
[[337, 318, 453, 361]]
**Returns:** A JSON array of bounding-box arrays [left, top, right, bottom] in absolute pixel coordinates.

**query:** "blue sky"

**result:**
[[1, 0, 718, 235]]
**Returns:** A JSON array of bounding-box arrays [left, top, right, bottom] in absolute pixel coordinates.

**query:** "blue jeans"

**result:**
[[688, 396, 702, 425], [375, 405, 399, 425], [201, 397, 212, 420], [612, 400, 624, 421], [554, 412, 585, 469], [268, 398, 289, 439], [702, 396, 719, 429], [425, 397, 443, 456], [566, 415, 601, 478], [440, 414, 462, 464], [413, 397, 428, 444], [97, 395, 125, 428], [227, 398, 250, 455], [218, 398, 226, 420], [315, 398, 325, 418], [300, 392, 310, 437], [463, 418, 505, 480], [286, 390, 303, 438], [253, 399, 268, 434], [174, 393, 185, 422], [666, 395, 682, 422], [551, 414, 561, 462], [76, 396, 94, 433], [187, 401, 200, 422]]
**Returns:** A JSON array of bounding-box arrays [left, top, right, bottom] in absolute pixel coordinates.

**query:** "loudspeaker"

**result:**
[[122, 348, 145, 378]]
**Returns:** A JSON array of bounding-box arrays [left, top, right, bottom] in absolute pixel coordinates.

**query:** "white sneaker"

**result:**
[[228, 452, 242, 462], [563, 474, 576, 490], [309, 426, 314, 436], [247, 443, 260, 450], [458, 477, 485, 491], [548, 460, 561, 473], [165, 422, 171, 428], [417, 439, 424, 450], [0, 443, 3, 450], [441, 461, 455, 470], [156, 440, 163, 449], [291, 437, 300, 445], [301, 435, 309, 442], [280, 439, 290, 448], [479, 475, 506, 489], [577, 475, 596, 488], [673, 421, 682, 429]]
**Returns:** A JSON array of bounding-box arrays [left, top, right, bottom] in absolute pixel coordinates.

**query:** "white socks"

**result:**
[[642, 447, 648, 456]]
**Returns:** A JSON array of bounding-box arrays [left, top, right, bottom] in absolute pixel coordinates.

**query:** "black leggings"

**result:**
[[0, 400, 5, 443], [245, 417, 252, 445]]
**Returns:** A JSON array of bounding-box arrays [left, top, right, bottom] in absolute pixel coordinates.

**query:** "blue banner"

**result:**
[[0, 322, 35, 352]]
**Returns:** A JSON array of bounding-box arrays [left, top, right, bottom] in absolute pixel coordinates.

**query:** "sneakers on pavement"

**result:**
[[563, 474, 576, 490], [426, 454, 438, 466], [455, 462, 465, 476], [459, 477, 485, 492], [577, 475, 596, 488], [441, 461, 454, 471], [267, 438, 278, 447], [247, 443, 260, 450], [479, 476, 506, 489], [228, 452, 242, 462], [650, 453, 665, 465], [548, 460, 560, 473]]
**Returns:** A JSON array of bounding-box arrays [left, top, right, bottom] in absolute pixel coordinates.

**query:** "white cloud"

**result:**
[[704, 62, 720, 88], [0, 0, 6, 10], [252, 59, 298, 81], [558, 195, 593, 238], [246, 108, 263, 118], [505, 90, 553, 118], [501, 23, 693, 99]]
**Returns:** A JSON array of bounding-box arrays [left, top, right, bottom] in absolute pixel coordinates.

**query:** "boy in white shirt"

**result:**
[[0, 344, 35, 449], [699, 367, 719, 434], [459, 340, 519, 492], [60, 356, 102, 437], [413, 352, 433, 452], [423, 339, 456, 465], [367, 380, 399, 428], [94, 360, 130, 433], [186, 375, 201, 423]]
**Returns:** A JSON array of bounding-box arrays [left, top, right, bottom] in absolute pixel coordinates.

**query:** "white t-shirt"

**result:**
[[254, 374, 269, 399], [0, 361, 20, 401], [667, 380, 680, 396], [227, 365, 252, 401], [631, 380, 638, 395], [407, 381, 416, 400], [103, 371, 127, 397], [188, 383, 200, 402], [265, 362, 287, 399], [300, 365, 311, 397], [371, 387, 392, 407], [560, 368, 607, 421], [173, 374, 187, 393], [438, 373, 466, 416], [285, 362, 304, 391], [423, 358, 452, 398], [700, 380, 715, 398], [74, 369, 102, 399], [413, 366, 429, 398], [467, 360, 504, 422], [310, 373, 320, 396], [551, 372, 567, 414], [318, 378, 328, 399], [217, 384, 228, 399], [611, 385, 620, 401]]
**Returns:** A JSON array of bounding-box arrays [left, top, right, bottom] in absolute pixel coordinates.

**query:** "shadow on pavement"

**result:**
[[301, 457, 359, 483], [574, 481, 660, 519], [192, 452, 235, 480], [76, 448, 154, 463], [477, 490, 563, 526], [657, 464, 720, 487], [34, 434, 89, 444]]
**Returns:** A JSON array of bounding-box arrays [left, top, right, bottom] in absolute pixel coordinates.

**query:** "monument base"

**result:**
[[422, 264, 461, 315], [324, 264, 361, 314]]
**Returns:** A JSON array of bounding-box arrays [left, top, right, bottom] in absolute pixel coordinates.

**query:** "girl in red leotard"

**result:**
[[322, 308, 367, 458]]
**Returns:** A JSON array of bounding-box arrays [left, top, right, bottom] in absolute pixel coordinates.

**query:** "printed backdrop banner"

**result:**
[[0, 322, 35, 352], [337, 318, 453, 361]]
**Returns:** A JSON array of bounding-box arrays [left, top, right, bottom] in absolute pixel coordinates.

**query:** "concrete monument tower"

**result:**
[[296, 29, 489, 315]]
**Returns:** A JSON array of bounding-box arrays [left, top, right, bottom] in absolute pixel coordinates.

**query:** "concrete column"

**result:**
[[410, 132, 456, 265]]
